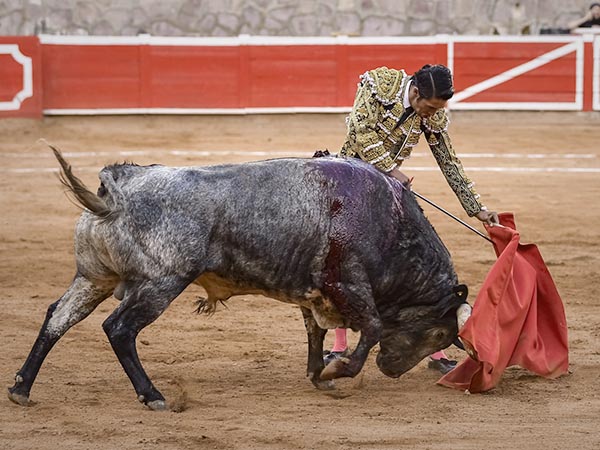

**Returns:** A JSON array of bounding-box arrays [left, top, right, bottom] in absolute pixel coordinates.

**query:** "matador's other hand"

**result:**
[[476, 210, 499, 226]]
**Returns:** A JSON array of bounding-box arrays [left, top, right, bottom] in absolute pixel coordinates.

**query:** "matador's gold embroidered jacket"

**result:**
[[340, 66, 485, 217]]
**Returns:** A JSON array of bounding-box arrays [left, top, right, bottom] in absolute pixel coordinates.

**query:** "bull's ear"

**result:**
[[453, 284, 468, 300]]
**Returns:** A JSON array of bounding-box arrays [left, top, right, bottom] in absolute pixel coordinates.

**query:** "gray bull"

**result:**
[[8, 148, 470, 410]]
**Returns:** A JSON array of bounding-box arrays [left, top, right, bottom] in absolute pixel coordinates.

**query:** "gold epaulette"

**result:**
[[360, 67, 407, 106]]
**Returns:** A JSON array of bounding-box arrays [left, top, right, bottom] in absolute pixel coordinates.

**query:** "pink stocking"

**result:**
[[429, 350, 447, 360], [331, 328, 348, 352]]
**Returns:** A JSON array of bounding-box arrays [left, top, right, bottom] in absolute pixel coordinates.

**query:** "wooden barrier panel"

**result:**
[[0, 36, 42, 118], [0, 34, 597, 116], [42, 44, 142, 108], [146, 45, 242, 108], [246, 45, 338, 107], [449, 37, 583, 110], [37, 35, 448, 113], [341, 42, 441, 105]]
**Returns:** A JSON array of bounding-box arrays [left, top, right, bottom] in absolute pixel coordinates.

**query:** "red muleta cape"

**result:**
[[438, 213, 569, 393]]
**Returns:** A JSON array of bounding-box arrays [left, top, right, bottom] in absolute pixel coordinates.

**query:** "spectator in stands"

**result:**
[[568, 2, 600, 30]]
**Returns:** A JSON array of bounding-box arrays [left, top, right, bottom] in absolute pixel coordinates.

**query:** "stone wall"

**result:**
[[0, 0, 595, 37]]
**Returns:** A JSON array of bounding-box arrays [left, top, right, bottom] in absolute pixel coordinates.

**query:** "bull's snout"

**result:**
[[375, 351, 415, 378]]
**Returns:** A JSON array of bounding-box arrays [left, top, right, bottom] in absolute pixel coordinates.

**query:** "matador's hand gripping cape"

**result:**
[[340, 66, 485, 217]]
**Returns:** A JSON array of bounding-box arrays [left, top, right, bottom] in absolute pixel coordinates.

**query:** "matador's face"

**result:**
[[409, 85, 448, 119], [415, 96, 447, 119]]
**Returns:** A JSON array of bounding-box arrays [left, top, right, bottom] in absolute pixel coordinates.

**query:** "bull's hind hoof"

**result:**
[[7, 388, 32, 407], [315, 380, 336, 390], [319, 357, 350, 380], [146, 399, 167, 411]]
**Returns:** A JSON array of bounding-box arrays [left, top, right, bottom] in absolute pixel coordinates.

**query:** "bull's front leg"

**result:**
[[300, 307, 335, 390], [320, 315, 382, 380], [318, 280, 382, 381]]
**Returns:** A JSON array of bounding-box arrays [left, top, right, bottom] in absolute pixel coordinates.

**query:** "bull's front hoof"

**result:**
[[146, 399, 167, 411], [7, 388, 32, 407], [308, 371, 336, 390], [138, 392, 167, 411], [319, 357, 349, 380]]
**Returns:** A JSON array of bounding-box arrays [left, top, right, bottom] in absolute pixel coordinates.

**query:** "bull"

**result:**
[[8, 147, 471, 410]]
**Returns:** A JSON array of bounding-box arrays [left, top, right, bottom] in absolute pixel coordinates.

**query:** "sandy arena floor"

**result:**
[[0, 112, 599, 449]]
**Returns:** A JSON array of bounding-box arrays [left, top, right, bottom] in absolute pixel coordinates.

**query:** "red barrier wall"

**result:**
[[147, 45, 242, 108], [455, 42, 576, 101], [0, 36, 42, 118], [42, 44, 142, 109], [0, 34, 598, 117], [37, 38, 446, 111], [450, 38, 583, 109]]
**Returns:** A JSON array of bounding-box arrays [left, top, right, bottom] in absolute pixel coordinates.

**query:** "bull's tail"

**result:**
[[51, 145, 113, 219]]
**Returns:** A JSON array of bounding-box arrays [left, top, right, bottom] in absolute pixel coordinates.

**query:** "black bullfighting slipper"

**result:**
[[427, 357, 457, 374], [323, 350, 348, 366]]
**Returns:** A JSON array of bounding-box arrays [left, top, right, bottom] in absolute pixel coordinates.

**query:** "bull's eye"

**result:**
[[434, 329, 447, 341]]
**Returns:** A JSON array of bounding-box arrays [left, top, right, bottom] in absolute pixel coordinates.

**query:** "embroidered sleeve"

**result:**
[[423, 111, 485, 216], [347, 77, 398, 172]]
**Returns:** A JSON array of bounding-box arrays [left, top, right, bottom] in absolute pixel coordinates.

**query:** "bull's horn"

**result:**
[[453, 337, 465, 350], [456, 303, 472, 330], [455, 303, 478, 360]]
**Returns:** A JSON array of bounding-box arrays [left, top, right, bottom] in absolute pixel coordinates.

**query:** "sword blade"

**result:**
[[411, 190, 494, 244]]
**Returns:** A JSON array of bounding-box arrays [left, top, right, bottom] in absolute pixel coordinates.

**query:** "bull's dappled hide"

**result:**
[[438, 213, 569, 393], [9, 149, 470, 410]]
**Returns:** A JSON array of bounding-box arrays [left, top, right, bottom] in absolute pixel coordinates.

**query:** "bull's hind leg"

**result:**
[[300, 306, 335, 390], [101, 276, 190, 411], [8, 275, 114, 406]]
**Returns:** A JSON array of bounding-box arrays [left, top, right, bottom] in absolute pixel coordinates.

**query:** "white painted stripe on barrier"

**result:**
[[577, 38, 585, 109], [463, 153, 596, 159], [42, 107, 353, 115], [2, 150, 596, 159], [38, 34, 443, 47], [2, 166, 599, 174], [412, 167, 600, 172], [1, 150, 313, 158], [40, 34, 149, 46], [447, 39, 454, 75], [450, 102, 581, 110], [594, 36, 600, 111], [38, 34, 588, 47], [449, 35, 585, 43], [244, 35, 441, 46]]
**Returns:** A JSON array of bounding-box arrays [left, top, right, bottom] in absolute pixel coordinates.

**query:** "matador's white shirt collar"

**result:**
[[403, 79, 412, 109]]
